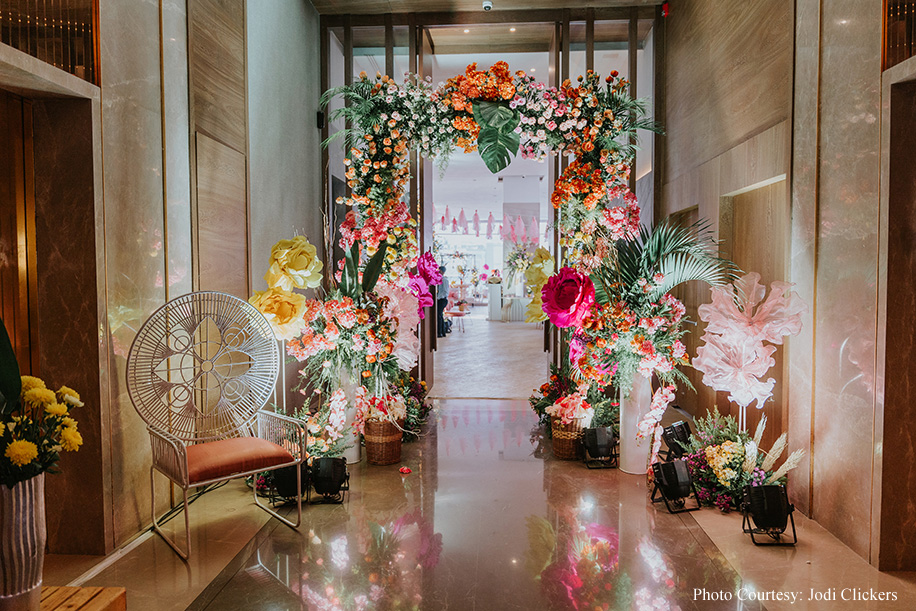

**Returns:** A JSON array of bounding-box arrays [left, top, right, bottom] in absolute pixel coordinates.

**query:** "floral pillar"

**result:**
[[619, 374, 653, 474]]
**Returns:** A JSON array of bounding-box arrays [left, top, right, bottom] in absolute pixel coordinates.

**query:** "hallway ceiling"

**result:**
[[311, 0, 661, 15]]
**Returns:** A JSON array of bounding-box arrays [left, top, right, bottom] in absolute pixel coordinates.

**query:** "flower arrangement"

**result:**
[[390, 370, 433, 442], [352, 390, 407, 436], [0, 364, 84, 487], [545, 392, 593, 426], [678, 409, 805, 511], [505, 241, 535, 288]]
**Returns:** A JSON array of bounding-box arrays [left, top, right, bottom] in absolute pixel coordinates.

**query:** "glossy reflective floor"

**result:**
[[185, 399, 760, 611], [428, 306, 550, 399]]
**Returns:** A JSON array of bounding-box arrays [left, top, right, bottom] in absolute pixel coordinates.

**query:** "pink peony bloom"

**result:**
[[417, 251, 442, 286], [541, 267, 595, 328]]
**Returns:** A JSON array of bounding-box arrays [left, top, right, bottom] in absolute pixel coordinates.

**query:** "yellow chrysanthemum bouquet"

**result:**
[[1, 322, 83, 488]]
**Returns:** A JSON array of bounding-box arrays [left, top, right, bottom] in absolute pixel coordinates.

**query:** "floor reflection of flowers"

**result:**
[[298, 511, 441, 611]]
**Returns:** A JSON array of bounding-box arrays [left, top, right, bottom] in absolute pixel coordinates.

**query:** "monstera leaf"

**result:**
[[473, 100, 521, 174]]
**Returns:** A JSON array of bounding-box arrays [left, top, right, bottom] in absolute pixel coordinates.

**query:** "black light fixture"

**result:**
[[582, 426, 618, 469], [270, 464, 309, 502], [741, 485, 797, 546], [309, 457, 349, 504], [651, 460, 700, 514], [661, 420, 691, 461]]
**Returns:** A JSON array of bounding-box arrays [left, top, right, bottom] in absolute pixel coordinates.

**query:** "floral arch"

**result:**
[[252, 61, 734, 469]]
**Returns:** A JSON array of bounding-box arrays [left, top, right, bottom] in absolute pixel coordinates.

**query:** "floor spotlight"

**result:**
[[651, 460, 700, 514], [583, 426, 618, 469], [741, 484, 797, 545], [309, 457, 350, 504], [661, 419, 691, 461]]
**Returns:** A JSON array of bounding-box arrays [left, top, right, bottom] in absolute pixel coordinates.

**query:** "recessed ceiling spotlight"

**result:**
[[530, 68, 536, 72], [464, 29, 470, 33], [510, 27, 516, 32]]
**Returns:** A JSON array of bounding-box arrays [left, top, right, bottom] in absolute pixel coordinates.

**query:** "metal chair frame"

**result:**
[[127, 291, 305, 559]]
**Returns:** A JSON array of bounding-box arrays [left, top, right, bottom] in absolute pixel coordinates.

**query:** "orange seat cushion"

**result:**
[[186, 437, 295, 484]]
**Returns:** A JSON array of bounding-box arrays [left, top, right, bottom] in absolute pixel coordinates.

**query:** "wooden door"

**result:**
[[0, 90, 38, 374]]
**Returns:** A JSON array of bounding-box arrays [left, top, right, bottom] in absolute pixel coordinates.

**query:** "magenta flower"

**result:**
[[541, 267, 595, 328], [417, 251, 442, 286], [408, 274, 434, 318]]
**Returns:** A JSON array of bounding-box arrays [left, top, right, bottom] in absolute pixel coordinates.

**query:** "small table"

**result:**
[[41, 586, 127, 611]]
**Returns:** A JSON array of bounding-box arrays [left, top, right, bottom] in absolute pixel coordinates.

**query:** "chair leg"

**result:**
[[253, 466, 302, 529], [150, 467, 191, 560]]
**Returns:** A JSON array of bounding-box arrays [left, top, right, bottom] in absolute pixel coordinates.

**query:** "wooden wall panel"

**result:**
[[663, 0, 792, 184], [726, 180, 789, 450], [196, 132, 249, 298], [189, 0, 247, 154]]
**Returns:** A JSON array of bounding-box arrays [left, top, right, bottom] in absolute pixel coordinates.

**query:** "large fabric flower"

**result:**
[[264, 236, 323, 290], [249, 287, 309, 341], [417, 251, 442, 287], [408, 274, 434, 318], [541, 267, 595, 328], [376, 281, 421, 370], [525, 292, 547, 323]]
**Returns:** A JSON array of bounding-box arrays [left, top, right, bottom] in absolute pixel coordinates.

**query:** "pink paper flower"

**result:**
[[417, 251, 442, 286], [541, 267, 595, 328], [408, 274, 434, 318]]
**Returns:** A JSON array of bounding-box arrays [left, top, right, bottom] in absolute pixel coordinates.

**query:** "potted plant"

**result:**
[[0, 322, 83, 610]]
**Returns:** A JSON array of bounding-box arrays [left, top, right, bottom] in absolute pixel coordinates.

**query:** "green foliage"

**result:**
[[473, 100, 520, 173], [361, 242, 389, 293], [587, 385, 619, 435], [0, 318, 21, 409]]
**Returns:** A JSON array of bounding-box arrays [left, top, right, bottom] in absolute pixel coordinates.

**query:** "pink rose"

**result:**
[[541, 267, 595, 328], [417, 251, 442, 286]]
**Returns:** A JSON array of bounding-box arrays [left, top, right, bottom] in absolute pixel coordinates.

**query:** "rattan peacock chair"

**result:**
[[126, 291, 305, 559]]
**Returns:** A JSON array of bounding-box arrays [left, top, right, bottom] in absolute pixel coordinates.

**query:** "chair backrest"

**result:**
[[126, 291, 279, 443]]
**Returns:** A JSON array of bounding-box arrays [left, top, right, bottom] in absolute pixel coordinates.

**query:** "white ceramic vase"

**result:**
[[0, 474, 45, 611], [619, 374, 653, 475], [336, 370, 363, 464]]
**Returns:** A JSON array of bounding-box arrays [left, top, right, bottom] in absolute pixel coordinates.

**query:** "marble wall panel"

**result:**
[[787, 0, 820, 519], [32, 98, 110, 555], [97, 0, 167, 547], [247, 0, 326, 412], [163, 0, 193, 300], [811, 0, 883, 560]]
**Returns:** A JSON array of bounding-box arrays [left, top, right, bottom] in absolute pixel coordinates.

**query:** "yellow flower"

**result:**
[[531, 246, 555, 274], [45, 403, 68, 417], [20, 376, 46, 393], [23, 387, 56, 407], [524, 264, 549, 288], [61, 417, 77, 429], [525, 292, 548, 323], [0, 422, 4, 436], [249, 287, 309, 341], [60, 427, 83, 452], [264, 236, 323, 290], [5, 439, 38, 466], [56, 386, 83, 408]]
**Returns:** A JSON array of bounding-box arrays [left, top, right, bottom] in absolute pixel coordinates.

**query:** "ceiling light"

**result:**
[[464, 29, 470, 33], [530, 68, 535, 72], [510, 27, 516, 32]]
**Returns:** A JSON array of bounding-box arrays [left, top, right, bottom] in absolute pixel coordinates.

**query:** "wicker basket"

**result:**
[[364, 418, 403, 465], [551, 417, 585, 460]]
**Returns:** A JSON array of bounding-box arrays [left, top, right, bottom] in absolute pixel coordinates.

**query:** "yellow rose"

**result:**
[[45, 403, 68, 417], [264, 236, 323, 290], [20, 375, 46, 393], [60, 427, 83, 452], [531, 246, 555, 274], [525, 264, 549, 288], [5, 439, 38, 466], [249, 287, 309, 341], [56, 386, 83, 408], [23, 387, 56, 407], [525, 293, 548, 323]]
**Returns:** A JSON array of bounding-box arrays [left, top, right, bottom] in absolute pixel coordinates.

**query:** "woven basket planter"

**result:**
[[551, 417, 586, 460], [364, 418, 403, 465]]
